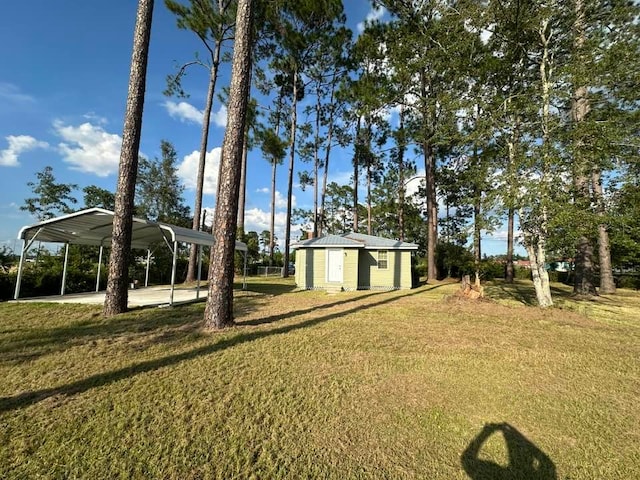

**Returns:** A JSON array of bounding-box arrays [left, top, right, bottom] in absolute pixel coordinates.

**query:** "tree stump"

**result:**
[[460, 275, 484, 299]]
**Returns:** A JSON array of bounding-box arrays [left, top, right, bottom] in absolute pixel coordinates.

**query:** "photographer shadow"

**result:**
[[462, 423, 557, 480]]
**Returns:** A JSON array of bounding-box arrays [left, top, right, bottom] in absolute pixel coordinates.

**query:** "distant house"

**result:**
[[292, 232, 418, 291]]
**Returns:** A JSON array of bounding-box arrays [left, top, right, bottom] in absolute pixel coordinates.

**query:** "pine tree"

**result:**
[[136, 140, 190, 225], [22, 166, 78, 220], [165, 0, 237, 282], [104, 0, 154, 316], [203, 0, 253, 329]]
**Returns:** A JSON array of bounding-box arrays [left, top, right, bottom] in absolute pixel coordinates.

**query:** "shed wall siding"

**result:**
[[359, 250, 412, 290], [342, 249, 359, 290], [295, 250, 307, 288], [295, 248, 412, 291]]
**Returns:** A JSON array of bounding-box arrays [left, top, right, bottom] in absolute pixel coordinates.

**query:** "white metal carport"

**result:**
[[14, 208, 248, 306]]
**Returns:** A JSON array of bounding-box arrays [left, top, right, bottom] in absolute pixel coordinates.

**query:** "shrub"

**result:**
[[436, 243, 474, 279], [547, 270, 571, 284], [0, 273, 14, 301], [616, 275, 640, 290], [479, 260, 504, 280], [514, 267, 532, 280]]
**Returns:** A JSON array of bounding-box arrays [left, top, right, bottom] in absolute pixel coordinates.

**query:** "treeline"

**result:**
[[5, 1, 639, 310], [242, 0, 639, 307]]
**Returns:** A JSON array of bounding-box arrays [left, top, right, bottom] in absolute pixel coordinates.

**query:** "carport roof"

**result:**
[[17, 207, 248, 251]]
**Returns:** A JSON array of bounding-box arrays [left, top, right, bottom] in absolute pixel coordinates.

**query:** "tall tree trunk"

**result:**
[[572, 0, 596, 296], [204, 0, 253, 329], [103, 0, 154, 316], [353, 116, 361, 233], [236, 63, 253, 235], [425, 141, 437, 281], [397, 106, 406, 242], [268, 99, 283, 265], [313, 88, 321, 237], [420, 69, 437, 281], [237, 124, 248, 234], [504, 113, 520, 284], [319, 76, 337, 237], [472, 104, 482, 285], [186, 42, 222, 282], [473, 187, 482, 285], [524, 223, 553, 308], [505, 208, 515, 282], [366, 161, 372, 235], [269, 159, 277, 266], [592, 169, 615, 293], [520, 15, 554, 307], [283, 66, 298, 278]]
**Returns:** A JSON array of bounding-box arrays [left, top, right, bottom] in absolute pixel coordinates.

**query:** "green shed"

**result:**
[[292, 232, 418, 291]]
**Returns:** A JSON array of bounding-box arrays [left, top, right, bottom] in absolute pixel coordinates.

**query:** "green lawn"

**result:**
[[1, 278, 639, 479]]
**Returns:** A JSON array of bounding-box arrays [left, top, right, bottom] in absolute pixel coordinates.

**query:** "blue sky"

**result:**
[[0, 1, 516, 256]]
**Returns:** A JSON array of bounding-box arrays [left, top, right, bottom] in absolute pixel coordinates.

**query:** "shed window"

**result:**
[[377, 250, 388, 269]]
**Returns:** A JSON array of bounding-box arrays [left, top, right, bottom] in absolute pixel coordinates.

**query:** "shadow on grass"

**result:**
[[462, 423, 557, 479], [0, 293, 265, 365], [237, 290, 386, 327], [238, 280, 298, 296], [484, 281, 571, 306], [0, 288, 426, 413]]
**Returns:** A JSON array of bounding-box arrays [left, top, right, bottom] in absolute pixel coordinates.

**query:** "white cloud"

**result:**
[[164, 100, 227, 127], [177, 147, 222, 195], [0, 135, 49, 167], [164, 100, 203, 124], [0, 136, 48, 167], [82, 112, 108, 125], [327, 170, 353, 186], [241, 190, 297, 248], [55, 121, 122, 176], [357, 5, 387, 33], [275, 190, 292, 209], [252, 189, 294, 209], [244, 207, 289, 247], [482, 229, 523, 243], [211, 105, 227, 127]]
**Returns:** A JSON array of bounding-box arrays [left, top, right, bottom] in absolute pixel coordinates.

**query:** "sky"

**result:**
[[0, 1, 518, 256]]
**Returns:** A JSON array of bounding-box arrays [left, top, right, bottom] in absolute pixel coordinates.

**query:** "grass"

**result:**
[[0, 277, 639, 479]]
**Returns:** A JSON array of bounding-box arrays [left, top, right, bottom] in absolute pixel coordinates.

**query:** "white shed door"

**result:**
[[326, 249, 343, 283]]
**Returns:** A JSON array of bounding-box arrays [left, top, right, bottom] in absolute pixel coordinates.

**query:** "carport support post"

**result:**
[[96, 245, 104, 292], [13, 227, 43, 300], [13, 240, 27, 300], [169, 240, 178, 306], [196, 244, 202, 299], [145, 249, 151, 287], [60, 243, 70, 296]]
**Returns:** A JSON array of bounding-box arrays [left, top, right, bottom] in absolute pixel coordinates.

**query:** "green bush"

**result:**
[[514, 267, 532, 280], [547, 270, 571, 284], [479, 260, 504, 280], [414, 257, 428, 278], [436, 243, 474, 279], [0, 273, 14, 301], [616, 275, 640, 290]]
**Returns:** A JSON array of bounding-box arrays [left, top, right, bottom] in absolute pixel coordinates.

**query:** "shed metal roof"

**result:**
[[291, 234, 364, 249], [292, 232, 418, 250], [17, 208, 248, 251], [342, 232, 418, 250]]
